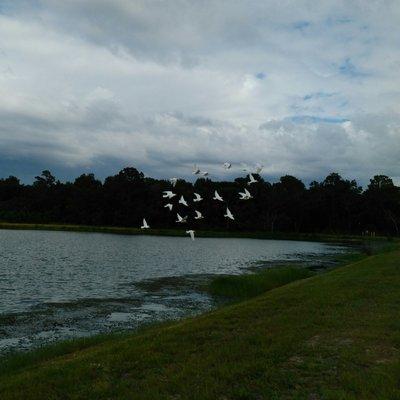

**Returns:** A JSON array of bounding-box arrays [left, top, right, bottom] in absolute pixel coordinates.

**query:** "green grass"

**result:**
[[0, 221, 395, 244], [209, 267, 314, 300], [1, 248, 400, 399], [0, 333, 125, 377]]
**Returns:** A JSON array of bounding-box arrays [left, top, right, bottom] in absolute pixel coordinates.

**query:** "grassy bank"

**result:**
[[1, 247, 400, 399], [0, 221, 393, 244], [209, 267, 314, 300]]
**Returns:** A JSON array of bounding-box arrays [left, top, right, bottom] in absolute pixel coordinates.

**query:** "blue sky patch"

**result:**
[[255, 72, 266, 80], [338, 58, 368, 78], [290, 115, 349, 124], [293, 21, 311, 31], [326, 16, 353, 26], [303, 92, 336, 101]]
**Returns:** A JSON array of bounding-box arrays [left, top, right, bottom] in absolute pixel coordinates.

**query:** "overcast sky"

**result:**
[[0, 0, 399, 185]]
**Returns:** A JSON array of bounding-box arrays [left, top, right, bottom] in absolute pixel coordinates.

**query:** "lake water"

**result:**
[[0, 229, 347, 353]]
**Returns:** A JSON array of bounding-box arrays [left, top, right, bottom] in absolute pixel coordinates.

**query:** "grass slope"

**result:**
[[1, 250, 400, 399], [209, 267, 314, 300]]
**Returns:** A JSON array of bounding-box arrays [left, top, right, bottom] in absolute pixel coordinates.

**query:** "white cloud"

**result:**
[[0, 0, 399, 184]]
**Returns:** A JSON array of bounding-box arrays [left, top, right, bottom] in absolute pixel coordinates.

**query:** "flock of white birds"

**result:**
[[141, 162, 263, 240]]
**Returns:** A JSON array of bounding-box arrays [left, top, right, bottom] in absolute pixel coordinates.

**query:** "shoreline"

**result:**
[[0, 243, 352, 356], [0, 247, 399, 398], [0, 221, 393, 244]]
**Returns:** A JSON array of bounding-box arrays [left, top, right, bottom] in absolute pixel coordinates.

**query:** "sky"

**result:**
[[0, 0, 399, 186]]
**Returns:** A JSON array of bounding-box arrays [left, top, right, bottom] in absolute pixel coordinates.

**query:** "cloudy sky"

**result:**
[[0, 0, 399, 185]]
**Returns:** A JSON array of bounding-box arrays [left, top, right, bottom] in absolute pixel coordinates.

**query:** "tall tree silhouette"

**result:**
[[0, 168, 398, 235]]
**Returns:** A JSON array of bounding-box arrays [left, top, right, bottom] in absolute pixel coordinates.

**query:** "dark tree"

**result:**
[[364, 176, 400, 235], [0, 167, 398, 236], [34, 170, 56, 188]]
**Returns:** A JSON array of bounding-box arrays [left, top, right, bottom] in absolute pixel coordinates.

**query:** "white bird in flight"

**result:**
[[213, 190, 224, 202], [169, 178, 178, 187], [224, 207, 235, 220], [239, 188, 252, 200], [241, 162, 250, 172], [163, 191, 176, 199], [193, 165, 201, 175], [194, 210, 204, 219], [176, 213, 188, 223], [141, 218, 150, 229], [223, 162, 231, 170], [178, 195, 188, 207], [193, 193, 203, 202], [164, 203, 173, 211], [186, 230, 195, 241], [248, 173, 258, 185], [242, 162, 263, 175], [254, 164, 264, 174]]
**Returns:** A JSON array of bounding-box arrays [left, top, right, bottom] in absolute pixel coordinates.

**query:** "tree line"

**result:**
[[0, 167, 399, 236]]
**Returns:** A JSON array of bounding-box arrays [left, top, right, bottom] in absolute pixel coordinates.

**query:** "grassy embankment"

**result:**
[[208, 252, 374, 301], [0, 221, 392, 244], [209, 267, 315, 300], [1, 245, 399, 399]]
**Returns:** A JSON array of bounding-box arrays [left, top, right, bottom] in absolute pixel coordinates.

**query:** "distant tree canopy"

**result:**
[[0, 167, 399, 236]]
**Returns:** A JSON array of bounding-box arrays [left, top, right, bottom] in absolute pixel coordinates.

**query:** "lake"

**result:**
[[0, 229, 347, 353]]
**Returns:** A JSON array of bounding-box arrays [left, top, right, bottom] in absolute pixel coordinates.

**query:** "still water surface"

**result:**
[[0, 229, 346, 353]]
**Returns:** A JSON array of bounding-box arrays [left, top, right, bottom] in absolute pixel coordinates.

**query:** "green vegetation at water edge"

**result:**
[[1, 247, 400, 399], [209, 267, 314, 300]]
